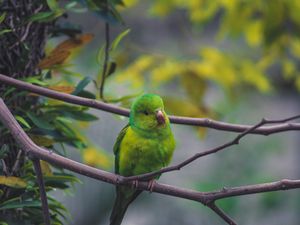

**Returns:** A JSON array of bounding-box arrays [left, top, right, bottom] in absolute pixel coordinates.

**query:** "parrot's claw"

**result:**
[[147, 179, 156, 193], [132, 180, 139, 189]]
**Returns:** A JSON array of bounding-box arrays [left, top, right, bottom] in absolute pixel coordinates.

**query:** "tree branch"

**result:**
[[1, 97, 300, 225], [122, 116, 300, 182], [32, 158, 51, 225], [0, 73, 300, 135]]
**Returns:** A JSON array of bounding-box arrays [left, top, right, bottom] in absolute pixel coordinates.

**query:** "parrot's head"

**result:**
[[130, 94, 169, 131]]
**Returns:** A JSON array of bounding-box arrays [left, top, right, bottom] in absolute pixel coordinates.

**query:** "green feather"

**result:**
[[110, 94, 176, 225]]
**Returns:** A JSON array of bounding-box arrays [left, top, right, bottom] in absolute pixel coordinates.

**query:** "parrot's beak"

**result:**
[[156, 110, 165, 125]]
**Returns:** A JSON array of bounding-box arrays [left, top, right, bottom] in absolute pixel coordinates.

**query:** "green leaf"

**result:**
[[26, 112, 54, 130], [65, 1, 78, 10], [0, 29, 12, 36], [15, 115, 31, 129], [72, 77, 92, 95], [0, 144, 9, 159], [64, 110, 98, 121], [28, 10, 64, 23], [0, 12, 6, 24], [47, 0, 60, 11], [110, 28, 130, 51], [23, 76, 47, 86], [97, 45, 105, 64], [77, 90, 96, 99], [106, 62, 117, 77], [0, 198, 41, 210]]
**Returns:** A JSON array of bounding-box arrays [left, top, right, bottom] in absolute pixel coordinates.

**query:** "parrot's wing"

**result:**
[[113, 124, 129, 174]]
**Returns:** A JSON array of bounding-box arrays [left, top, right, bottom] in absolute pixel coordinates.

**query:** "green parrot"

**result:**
[[110, 94, 176, 225]]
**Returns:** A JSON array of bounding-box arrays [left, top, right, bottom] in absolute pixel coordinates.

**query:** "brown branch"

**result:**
[[32, 158, 51, 225], [208, 203, 237, 225], [1, 97, 300, 225], [123, 115, 300, 182], [0, 73, 300, 135]]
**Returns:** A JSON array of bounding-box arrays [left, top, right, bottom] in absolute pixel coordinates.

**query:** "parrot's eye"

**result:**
[[143, 110, 149, 115]]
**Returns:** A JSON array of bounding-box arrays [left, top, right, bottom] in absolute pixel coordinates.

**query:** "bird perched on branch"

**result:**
[[110, 94, 176, 225]]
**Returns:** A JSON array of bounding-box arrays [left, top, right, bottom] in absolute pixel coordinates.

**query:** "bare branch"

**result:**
[[32, 158, 51, 225], [0, 73, 300, 135], [123, 115, 300, 182], [207, 203, 237, 225]]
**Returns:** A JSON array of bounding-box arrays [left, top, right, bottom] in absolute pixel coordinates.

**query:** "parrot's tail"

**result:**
[[110, 187, 142, 225]]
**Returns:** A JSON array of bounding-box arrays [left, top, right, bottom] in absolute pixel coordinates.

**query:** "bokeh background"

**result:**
[[47, 1, 300, 224]]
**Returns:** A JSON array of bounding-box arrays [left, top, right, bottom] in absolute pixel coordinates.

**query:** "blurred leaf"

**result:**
[[26, 112, 55, 130], [77, 90, 96, 99], [38, 50, 70, 69], [0, 198, 40, 210], [181, 72, 207, 104], [29, 134, 55, 147], [0, 29, 12, 36], [64, 110, 98, 121], [72, 77, 92, 95], [260, 192, 283, 210], [28, 10, 64, 23], [48, 85, 75, 94], [0, 12, 6, 24], [83, 146, 112, 169], [15, 115, 31, 129], [0, 144, 9, 159], [110, 28, 130, 51], [23, 77, 47, 86], [47, 0, 60, 11], [0, 176, 27, 188], [106, 61, 117, 77], [40, 160, 53, 176]]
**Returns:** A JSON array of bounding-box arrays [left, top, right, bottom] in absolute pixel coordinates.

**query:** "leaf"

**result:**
[[110, 28, 130, 51], [0, 144, 9, 159], [23, 77, 47, 86], [26, 112, 54, 130], [83, 146, 112, 169], [28, 10, 64, 23], [47, 0, 60, 11], [37, 50, 70, 69], [48, 85, 75, 94], [0, 199, 41, 210], [52, 33, 94, 53], [77, 90, 96, 99], [29, 134, 55, 147], [181, 71, 207, 104], [0, 176, 27, 188], [0, 12, 6, 24], [106, 62, 117, 77], [64, 111, 98, 121], [72, 77, 92, 95], [0, 29, 12, 36], [15, 116, 31, 129], [40, 160, 53, 176]]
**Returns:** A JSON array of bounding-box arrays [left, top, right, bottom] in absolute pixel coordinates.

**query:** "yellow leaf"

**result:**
[[37, 50, 70, 69], [48, 85, 75, 94], [40, 160, 53, 176], [38, 33, 94, 69], [83, 147, 112, 169], [181, 71, 207, 103], [0, 176, 27, 188], [29, 134, 55, 147], [245, 20, 263, 46], [282, 60, 295, 79]]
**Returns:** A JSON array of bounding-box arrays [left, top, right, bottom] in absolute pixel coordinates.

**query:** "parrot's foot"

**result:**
[[131, 180, 139, 189], [147, 179, 156, 193]]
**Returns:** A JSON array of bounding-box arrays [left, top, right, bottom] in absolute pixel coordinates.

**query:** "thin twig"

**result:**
[[0, 73, 300, 135], [208, 203, 237, 225], [32, 158, 51, 225], [123, 116, 300, 182], [99, 1, 110, 100]]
